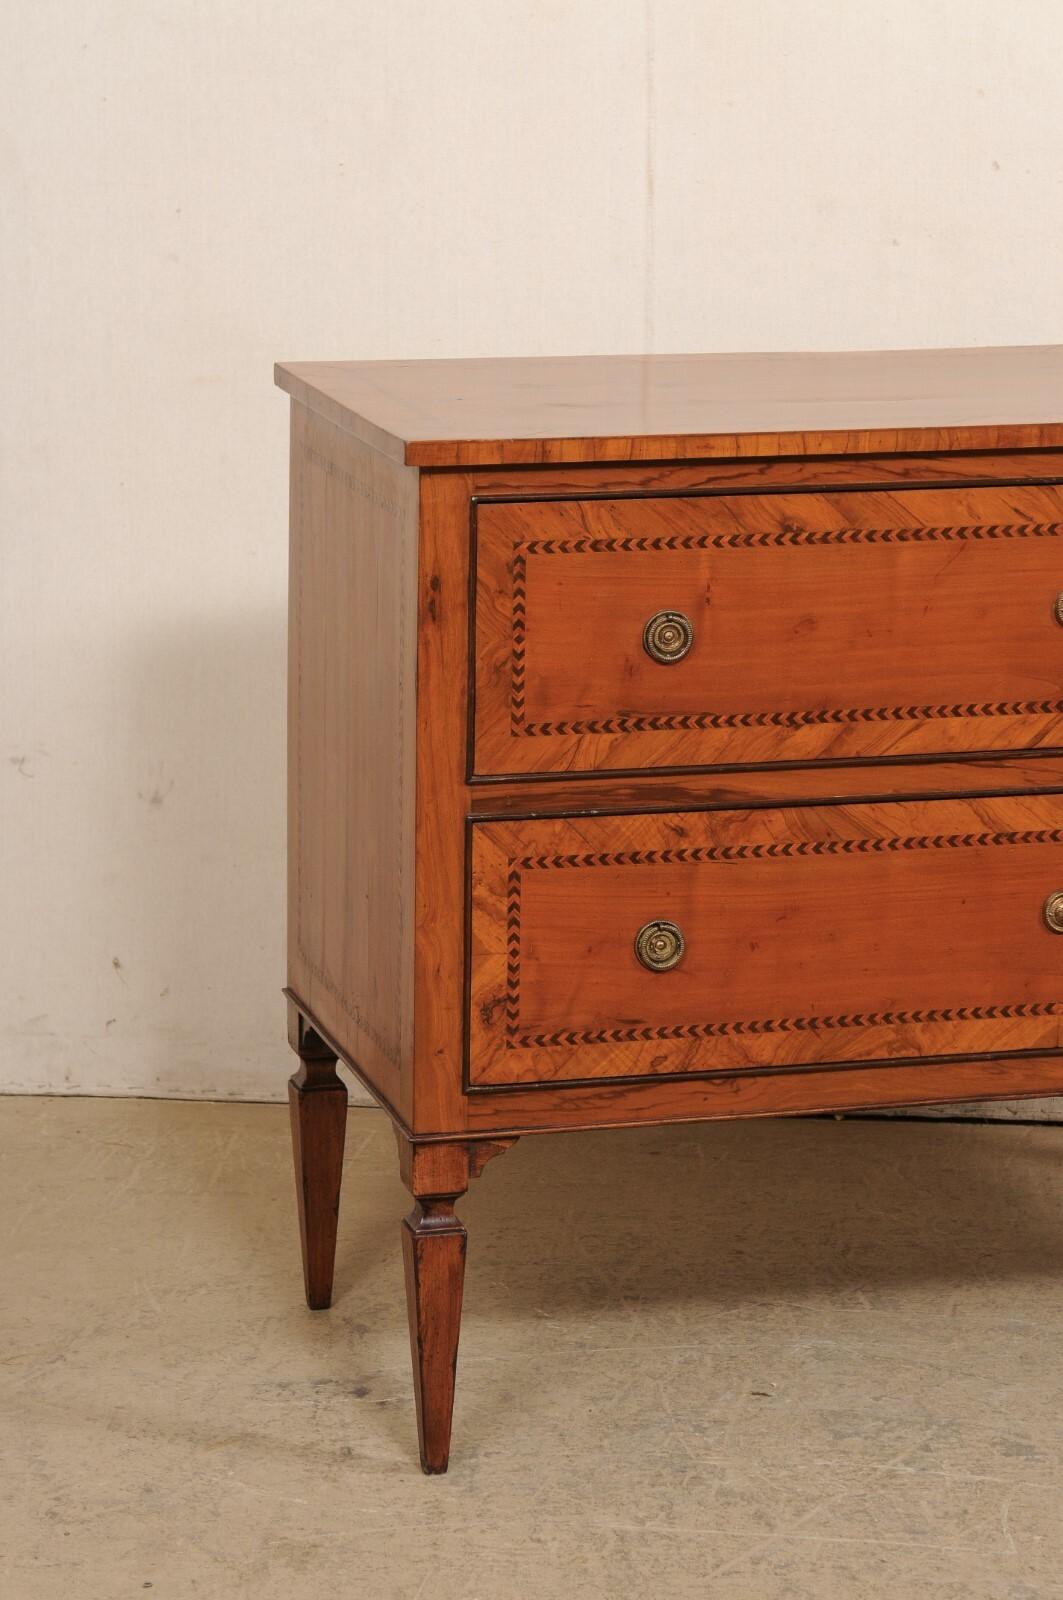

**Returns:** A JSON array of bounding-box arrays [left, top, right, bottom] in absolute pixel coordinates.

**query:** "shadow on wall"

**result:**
[[113, 603, 291, 1099]]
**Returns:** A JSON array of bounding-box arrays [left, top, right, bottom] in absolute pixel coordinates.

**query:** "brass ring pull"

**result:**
[[643, 610, 693, 665], [1044, 892, 1063, 932], [1054, 593, 1063, 626], [635, 919, 685, 972]]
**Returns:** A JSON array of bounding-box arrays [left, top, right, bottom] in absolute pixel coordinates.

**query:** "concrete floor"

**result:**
[[3, 1102, 1063, 1599]]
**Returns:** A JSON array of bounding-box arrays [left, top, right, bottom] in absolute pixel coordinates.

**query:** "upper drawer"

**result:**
[[471, 484, 1063, 777]]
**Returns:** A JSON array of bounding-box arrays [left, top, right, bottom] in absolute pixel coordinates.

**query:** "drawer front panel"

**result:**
[[472, 485, 1063, 777], [468, 796, 1063, 1087]]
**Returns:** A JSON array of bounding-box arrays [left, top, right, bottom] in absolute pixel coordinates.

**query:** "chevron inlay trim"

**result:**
[[518, 700, 1063, 739], [521, 521, 1063, 558], [505, 519, 1063, 737], [509, 1001, 1062, 1052], [515, 827, 1063, 873], [499, 826, 1063, 1049], [510, 547, 527, 735]]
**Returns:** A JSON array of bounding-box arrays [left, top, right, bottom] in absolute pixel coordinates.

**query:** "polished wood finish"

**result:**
[[394, 1127, 517, 1196], [474, 485, 1063, 777], [462, 1052, 1063, 1135], [468, 754, 1063, 818], [287, 1021, 348, 1310], [395, 1131, 515, 1472], [459, 448, 1063, 501], [411, 472, 474, 1134], [287, 403, 418, 1123], [402, 1199, 466, 1474], [470, 795, 1063, 1086], [289, 984, 1063, 1140], [276, 346, 1063, 467], [278, 348, 1063, 1471]]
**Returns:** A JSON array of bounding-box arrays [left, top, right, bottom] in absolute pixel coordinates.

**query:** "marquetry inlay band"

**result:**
[[506, 519, 1063, 738], [514, 827, 1063, 873], [501, 825, 1063, 1049], [508, 1002, 1062, 1053]]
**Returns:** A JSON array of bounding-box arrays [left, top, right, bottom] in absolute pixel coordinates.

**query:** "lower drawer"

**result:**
[[467, 795, 1063, 1087]]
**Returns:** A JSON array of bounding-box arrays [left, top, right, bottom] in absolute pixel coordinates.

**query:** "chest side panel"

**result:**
[[287, 403, 418, 1118]]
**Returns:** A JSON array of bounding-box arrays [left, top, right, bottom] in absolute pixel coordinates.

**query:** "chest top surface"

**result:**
[[275, 344, 1063, 468]]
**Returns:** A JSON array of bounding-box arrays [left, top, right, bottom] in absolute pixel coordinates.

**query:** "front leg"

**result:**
[[287, 1011, 348, 1310], [402, 1194, 467, 1474], [397, 1135, 515, 1473]]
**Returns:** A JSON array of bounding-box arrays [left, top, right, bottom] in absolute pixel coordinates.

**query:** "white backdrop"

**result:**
[[4, 1, 1063, 1107]]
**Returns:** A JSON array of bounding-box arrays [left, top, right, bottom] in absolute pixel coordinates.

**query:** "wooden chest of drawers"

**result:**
[[275, 346, 1063, 1472]]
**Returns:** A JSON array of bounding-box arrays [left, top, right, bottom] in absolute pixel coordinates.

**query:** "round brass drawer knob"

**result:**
[[643, 610, 693, 664], [1044, 892, 1063, 932], [635, 919, 685, 972]]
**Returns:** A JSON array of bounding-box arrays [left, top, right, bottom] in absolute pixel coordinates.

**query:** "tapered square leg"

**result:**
[[402, 1198, 467, 1474], [288, 1039, 347, 1310], [395, 1134, 516, 1473]]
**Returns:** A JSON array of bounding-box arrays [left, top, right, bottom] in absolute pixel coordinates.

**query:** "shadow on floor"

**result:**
[[448, 1113, 1063, 1316], [107, 1095, 1063, 1321]]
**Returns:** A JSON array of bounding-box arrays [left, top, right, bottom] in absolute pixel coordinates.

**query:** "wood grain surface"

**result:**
[[275, 346, 1063, 468], [468, 755, 1063, 819], [410, 472, 478, 1131], [473, 484, 1063, 777], [402, 1199, 466, 1474], [281, 390, 1063, 1143], [280, 358, 1063, 1474], [460, 449, 1063, 503], [462, 1053, 1063, 1136], [469, 795, 1063, 1086], [287, 403, 419, 1120]]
